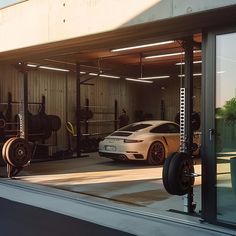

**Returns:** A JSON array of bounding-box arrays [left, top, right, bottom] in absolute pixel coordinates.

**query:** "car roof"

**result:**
[[133, 120, 178, 126]]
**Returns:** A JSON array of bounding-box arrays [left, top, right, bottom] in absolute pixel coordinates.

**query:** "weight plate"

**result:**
[[175, 111, 200, 131], [167, 152, 195, 196], [2, 137, 16, 164], [48, 115, 61, 131], [192, 112, 201, 131], [38, 113, 52, 139], [6, 138, 31, 168], [162, 152, 178, 194], [0, 118, 6, 129], [79, 109, 94, 120], [31, 114, 43, 133]]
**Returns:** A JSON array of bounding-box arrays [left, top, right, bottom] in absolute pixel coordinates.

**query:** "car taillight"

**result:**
[[124, 139, 143, 143]]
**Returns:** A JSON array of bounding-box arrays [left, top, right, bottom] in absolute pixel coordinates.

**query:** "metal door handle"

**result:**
[[209, 128, 215, 141]]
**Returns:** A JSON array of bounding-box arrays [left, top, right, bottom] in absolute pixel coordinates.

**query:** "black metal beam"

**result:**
[[183, 37, 194, 155], [183, 37, 194, 213], [19, 63, 29, 141], [114, 100, 118, 130], [76, 63, 81, 157], [201, 30, 217, 224]]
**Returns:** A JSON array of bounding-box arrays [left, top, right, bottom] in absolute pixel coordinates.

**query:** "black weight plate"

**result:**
[[39, 113, 52, 139], [6, 138, 31, 168], [48, 115, 61, 131], [167, 152, 195, 196], [87, 110, 93, 120], [80, 109, 87, 120], [0, 113, 7, 142], [43, 128, 52, 140], [175, 111, 200, 131], [162, 152, 178, 195], [31, 114, 43, 133], [192, 112, 201, 131], [0, 118, 6, 129]]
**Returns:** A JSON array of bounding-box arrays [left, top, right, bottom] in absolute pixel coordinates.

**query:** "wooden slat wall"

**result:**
[[0, 64, 21, 116], [28, 69, 67, 150], [0, 65, 201, 151], [66, 75, 143, 137]]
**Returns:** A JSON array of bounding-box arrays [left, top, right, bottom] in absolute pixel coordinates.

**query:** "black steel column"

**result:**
[[76, 63, 81, 157], [201, 31, 217, 224], [184, 37, 194, 156], [114, 100, 118, 130], [184, 37, 194, 213], [85, 98, 89, 134], [20, 64, 29, 141]]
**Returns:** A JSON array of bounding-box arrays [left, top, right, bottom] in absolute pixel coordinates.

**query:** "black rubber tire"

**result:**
[[147, 141, 165, 165], [162, 152, 177, 194], [48, 115, 61, 131], [167, 152, 195, 196]]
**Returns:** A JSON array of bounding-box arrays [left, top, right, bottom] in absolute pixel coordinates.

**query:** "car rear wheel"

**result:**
[[147, 141, 165, 165]]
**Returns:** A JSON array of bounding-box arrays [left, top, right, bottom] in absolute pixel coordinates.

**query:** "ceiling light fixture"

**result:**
[[27, 63, 38, 68], [89, 73, 99, 76], [140, 75, 170, 80], [39, 65, 70, 72], [99, 74, 120, 79], [145, 50, 201, 60], [111, 40, 174, 52], [178, 73, 202, 78], [175, 60, 202, 65], [193, 73, 202, 76], [125, 78, 153, 83], [145, 52, 184, 59]]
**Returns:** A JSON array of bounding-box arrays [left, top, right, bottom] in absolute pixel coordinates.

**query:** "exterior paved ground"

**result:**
[[1, 155, 235, 235], [18, 153, 202, 215], [0, 197, 134, 236]]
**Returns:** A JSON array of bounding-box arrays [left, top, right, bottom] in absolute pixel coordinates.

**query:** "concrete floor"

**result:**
[[1, 152, 202, 220], [1, 153, 236, 235]]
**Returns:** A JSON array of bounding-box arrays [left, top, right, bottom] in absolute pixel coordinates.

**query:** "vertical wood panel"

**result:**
[[1, 65, 201, 151]]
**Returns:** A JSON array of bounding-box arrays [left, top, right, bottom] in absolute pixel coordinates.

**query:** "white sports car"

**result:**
[[99, 120, 201, 165]]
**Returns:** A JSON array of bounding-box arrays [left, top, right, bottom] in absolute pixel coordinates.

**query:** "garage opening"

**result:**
[[0, 33, 202, 221]]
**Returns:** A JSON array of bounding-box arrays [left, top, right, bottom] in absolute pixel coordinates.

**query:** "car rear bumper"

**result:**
[[99, 152, 144, 160]]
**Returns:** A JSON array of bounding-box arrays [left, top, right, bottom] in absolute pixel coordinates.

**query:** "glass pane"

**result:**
[[0, 0, 24, 8], [216, 32, 236, 224]]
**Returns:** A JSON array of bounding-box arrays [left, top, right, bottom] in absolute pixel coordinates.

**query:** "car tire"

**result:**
[[147, 141, 165, 165]]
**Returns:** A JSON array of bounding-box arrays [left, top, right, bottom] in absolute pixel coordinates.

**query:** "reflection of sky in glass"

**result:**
[[0, 0, 22, 8], [216, 32, 236, 108]]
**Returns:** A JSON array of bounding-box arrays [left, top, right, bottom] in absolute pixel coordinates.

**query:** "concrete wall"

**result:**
[[0, 0, 236, 52]]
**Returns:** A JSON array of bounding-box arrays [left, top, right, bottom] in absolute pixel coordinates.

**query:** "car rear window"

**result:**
[[110, 132, 132, 137], [119, 123, 152, 132]]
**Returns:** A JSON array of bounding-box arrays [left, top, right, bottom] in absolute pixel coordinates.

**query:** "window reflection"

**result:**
[[216, 32, 236, 224]]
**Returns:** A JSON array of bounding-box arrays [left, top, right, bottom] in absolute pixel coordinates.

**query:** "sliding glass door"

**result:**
[[203, 28, 236, 227], [215, 31, 236, 225]]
